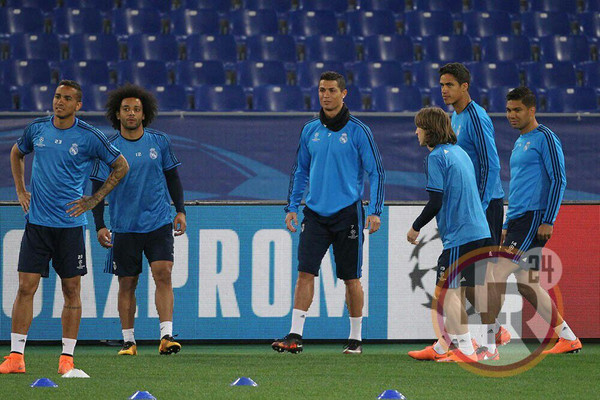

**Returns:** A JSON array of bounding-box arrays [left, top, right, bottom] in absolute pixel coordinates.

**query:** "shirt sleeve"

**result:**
[[16, 121, 37, 155], [355, 124, 386, 216], [468, 113, 501, 210], [284, 127, 311, 214], [426, 152, 445, 193], [158, 133, 181, 171], [539, 131, 567, 225], [89, 158, 110, 182], [89, 130, 121, 166]]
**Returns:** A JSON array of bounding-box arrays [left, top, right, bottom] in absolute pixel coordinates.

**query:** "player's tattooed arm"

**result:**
[[66, 155, 129, 217]]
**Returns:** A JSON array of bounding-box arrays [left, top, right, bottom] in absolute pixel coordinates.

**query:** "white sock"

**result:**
[[122, 328, 135, 343], [456, 332, 475, 355], [448, 333, 458, 348], [62, 338, 77, 356], [160, 321, 173, 339], [349, 317, 362, 341], [484, 324, 498, 353], [10, 333, 27, 354], [290, 309, 307, 336], [433, 340, 447, 354], [556, 321, 576, 341]]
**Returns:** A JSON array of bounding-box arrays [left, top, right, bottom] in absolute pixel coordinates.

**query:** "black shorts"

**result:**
[[486, 197, 505, 246], [503, 210, 547, 270], [106, 223, 174, 277], [297, 202, 365, 280], [18, 223, 87, 279], [437, 238, 492, 289]]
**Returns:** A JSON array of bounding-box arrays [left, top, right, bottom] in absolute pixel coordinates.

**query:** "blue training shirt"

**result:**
[[426, 143, 491, 249], [504, 124, 566, 228], [451, 101, 504, 210], [16, 116, 120, 228], [90, 128, 180, 233], [285, 115, 385, 217]]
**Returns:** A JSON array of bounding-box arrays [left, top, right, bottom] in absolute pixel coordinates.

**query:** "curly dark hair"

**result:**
[[105, 84, 158, 130]]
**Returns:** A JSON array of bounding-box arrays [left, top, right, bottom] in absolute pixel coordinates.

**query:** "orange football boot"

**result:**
[[542, 338, 582, 354], [0, 353, 25, 374]]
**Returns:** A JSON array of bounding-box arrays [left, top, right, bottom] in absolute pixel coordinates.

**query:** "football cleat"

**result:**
[[476, 346, 500, 361], [271, 333, 303, 354], [496, 326, 511, 346], [159, 335, 181, 355], [58, 354, 74, 374], [343, 339, 362, 354], [542, 338, 582, 354], [0, 353, 25, 374], [437, 349, 478, 363], [408, 342, 447, 361], [118, 341, 137, 356]]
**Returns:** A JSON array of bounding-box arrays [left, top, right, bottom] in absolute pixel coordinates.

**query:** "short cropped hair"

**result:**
[[57, 80, 82, 101], [105, 84, 158, 130], [415, 107, 457, 147], [319, 71, 346, 91], [506, 86, 536, 108], [439, 63, 471, 88]]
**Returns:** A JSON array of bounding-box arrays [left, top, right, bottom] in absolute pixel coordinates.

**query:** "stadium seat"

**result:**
[[52, 8, 106, 36], [300, 0, 350, 11], [411, 0, 463, 14], [408, 61, 443, 88], [521, 61, 577, 89], [0, 8, 45, 35], [480, 36, 533, 62], [578, 61, 600, 88], [228, 9, 279, 37], [425, 86, 446, 108], [194, 85, 247, 111], [539, 35, 591, 63], [464, 61, 520, 89], [58, 60, 111, 86], [358, 0, 404, 13], [17, 84, 56, 111], [169, 9, 221, 36], [115, 60, 170, 86], [185, 34, 238, 63], [122, 0, 173, 13], [586, 0, 600, 11], [545, 87, 598, 112], [173, 60, 226, 86], [521, 11, 571, 37], [5, 0, 57, 13], [309, 84, 363, 111], [245, 35, 297, 62], [286, 10, 339, 37], [351, 61, 405, 88], [363, 35, 414, 62], [68, 34, 120, 61], [0, 84, 15, 110], [127, 34, 180, 61], [461, 11, 513, 38], [345, 10, 398, 36], [252, 85, 305, 111], [80, 84, 115, 111], [180, 0, 234, 12], [9, 33, 62, 61], [112, 8, 164, 36], [63, 0, 115, 12], [486, 86, 519, 112], [149, 85, 190, 110], [236, 60, 287, 87], [370, 85, 422, 111], [470, 0, 522, 13], [296, 61, 345, 88], [421, 35, 474, 62], [244, 0, 294, 12], [529, 0, 578, 13], [577, 12, 600, 38], [404, 11, 455, 37], [303, 35, 357, 62]]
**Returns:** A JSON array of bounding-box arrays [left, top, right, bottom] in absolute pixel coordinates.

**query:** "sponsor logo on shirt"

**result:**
[[34, 137, 45, 147], [312, 132, 320, 142]]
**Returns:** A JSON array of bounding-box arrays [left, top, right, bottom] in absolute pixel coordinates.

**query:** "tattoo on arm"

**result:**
[[91, 155, 129, 203], [63, 305, 82, 310]]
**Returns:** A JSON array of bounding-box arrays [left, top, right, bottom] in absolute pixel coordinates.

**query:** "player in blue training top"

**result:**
[[439, 62, 511, 351], [90, 84, 186, 357], [272, 71, 385, 355], [406, 107, 491, 363], [0, 81, 129, 375], [488, 87, 581, 354]]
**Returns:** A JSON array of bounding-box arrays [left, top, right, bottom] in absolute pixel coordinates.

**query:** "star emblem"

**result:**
[[409, 263, 429, 292]]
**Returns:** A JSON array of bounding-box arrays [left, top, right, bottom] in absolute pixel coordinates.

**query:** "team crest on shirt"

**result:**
[[339, 132, 348, 144], [523, 141, 531, 151], [69, 143, 78, 155], [149, 147, 158, 159], [34, 137, 45, 147]]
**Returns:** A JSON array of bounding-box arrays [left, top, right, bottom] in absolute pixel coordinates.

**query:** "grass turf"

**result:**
[[0, 343, 598, 399]]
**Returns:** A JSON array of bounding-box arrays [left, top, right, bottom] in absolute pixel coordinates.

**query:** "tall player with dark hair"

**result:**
[[91, 84, 186, 356]]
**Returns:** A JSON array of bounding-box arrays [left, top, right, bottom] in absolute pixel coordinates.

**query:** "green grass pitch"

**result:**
[[1, 343, 598, 399]]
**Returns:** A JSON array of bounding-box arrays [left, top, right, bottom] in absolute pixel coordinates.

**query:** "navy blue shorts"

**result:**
[[503, 210, 547, 270], [486, 198, 505, 246], [297, 202, 365, 280], [437, 238, 492, 289], [106, 223, 174, 277], [18, 223, 87, 279]]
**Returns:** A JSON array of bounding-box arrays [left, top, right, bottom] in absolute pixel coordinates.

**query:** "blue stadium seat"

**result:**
[[545, 87, 598, 112], [122, 0, 173, 13], [68, 34, 120, 61], [404, 11, 454, 37], [244, 0, 294, 12], [421, 35, 473, 62], [486, 86, 519, 112], [539, 35, 591, 63], [246, 35, 297, 62], [461, 11, 513, 38], [17, 84, 56, 111], [112, 8, 163, 36], [577, 12, 600, 38], [586, 0, 600, 11], [464, 61, 520, 89], [127, 34, 180, 61], [0, 8, 45, 35], [194, 85, 247, 111], [345, 10, 398, 36], [296, 61, 345, 88], [358, 0, 404, 13], [521, 11, 571, 37], [149, 85, 190, 110], [169, 9, 221, 36], [180, 0, 234, 12], [115, 60, 169, 86], [304, 35, 357, 62], [578, 61, 600, 88], [5, 0, 57, 12], [252, 85, 305, 111], [58, 60, 111, 86], [9, 33, 62, 61], [185, 34, 238, 63], [0, 84, 15, 110], [52, 8, 106, 36], [236, 60, 287, 87], [286, 10, 339, 37], [300, 0, 350, 11], [480, 36, 532, 62], [530, 0, 578, 13], [363, 35, 414, 62], [309, 84, 363, 111], [412, 0, 463, 14], [63, 0, 115, 12], [408, 61, 443, 88], [521, 61, 577, 89], [228, 9, 279, 37], [470, 0, 522, 13], [173, 60, 226, 86], [351, 61, 405, 88], [371, 85, 422, 111], [80, 84, 115, 111]]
